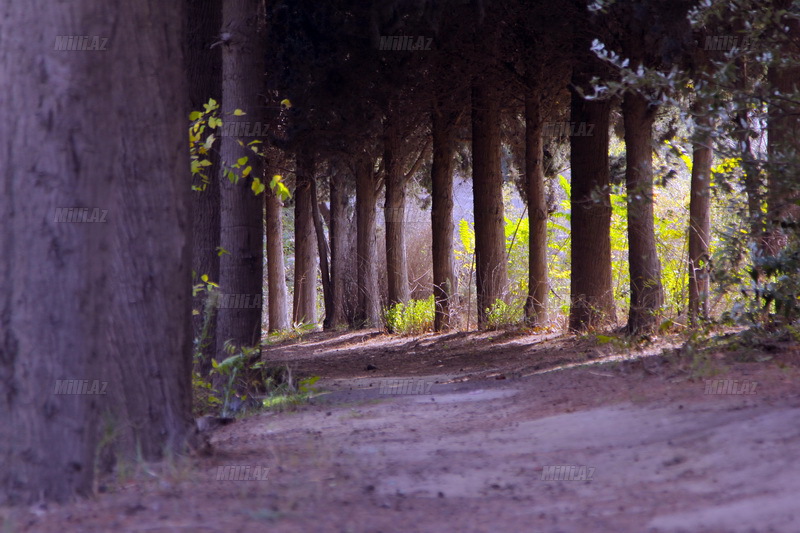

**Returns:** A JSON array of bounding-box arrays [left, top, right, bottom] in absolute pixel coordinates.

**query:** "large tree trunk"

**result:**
[[216, 0, 265, 352], [1, 0, 193, 504], [568, 90, 616, 331], [1, 2, 111, 502], [329, 166, 350, 327], [293, 152, 318, 325], [188, 0, 222, 373], [471, 82, 509, 328], [623, 92, 664, 333], [765, 0, 800, 256], [355, 155, 382, 327], [265, 185, 290, 332], [311, 176, 334, 328], [524, 91, 549, 326], [431, 103, 459, 331], [688, 104, 713, 325], [766, 61, 800, 255], [384, 106, 412, 307]]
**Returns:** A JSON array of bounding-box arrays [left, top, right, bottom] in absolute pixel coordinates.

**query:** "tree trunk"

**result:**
[[265, 185, 290, 332], [568, 90, 616, 331], [524, 91, 549, 326], [623, 92, 664, 333], [1, 0, 194, 504], [766, 55, 800, 256], [311, 176, 334, 328], [187, 0, 222, 373], [688, 104, 713, 325], [431, 103, 459, 331], [384, 106, 412, 307], [471, 82, 509, 328], [329, 166, 350, 327], [293, 152, 318, 325], [1, 1, 113, 502], [355, 155, 382, 327], [216, 0, 265, 352]]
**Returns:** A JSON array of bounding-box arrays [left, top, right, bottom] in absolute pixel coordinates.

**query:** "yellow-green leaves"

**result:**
[[251, 177, 266, 195], [270, 174, 291, 201]]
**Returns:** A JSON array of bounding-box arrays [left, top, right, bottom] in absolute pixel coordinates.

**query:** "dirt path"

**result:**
[[5, 332, 800, 532]]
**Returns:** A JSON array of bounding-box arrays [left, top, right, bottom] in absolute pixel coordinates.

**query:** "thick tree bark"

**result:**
[[766, 59, 800, 255], [384, 106, 412, 307], [329, 166, 350, 327], [568, 91, 616, 331], [622, 92, 664, 333], [216, 0, 265, 352], [431, 103, 459, 331], [311, 176, 334, 328], [293, 152, 318, 325], [355, 155, 382, 327], [1, 0, 194, 504], [764, 0, 800, 255], [688, 105, 713, 325], [1, 2, 111, 503], [471, 82, 509, 328], [265, 185, 290, 332], [524, 92, 549, 326], [188, 0, 222, 373]]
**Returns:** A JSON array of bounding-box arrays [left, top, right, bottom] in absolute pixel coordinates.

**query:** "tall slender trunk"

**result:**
[[431, 102, 459, 331], [384, 105, 411, 307], [293, 152, 318, 325], [265, 185, 290, 332], [217, 0, 265, 352], [356, 155, 381, 327], [187, 0, 222, 372], [568, 89, 616, 331], [311, 176, 333, 328], [688, 104, 713, 325], [329, 166, 350, 327], [472, 82, 508, 328], [524, 91, 549, 325], [766, 56, 800, 255], [623, 92, 664, 333]]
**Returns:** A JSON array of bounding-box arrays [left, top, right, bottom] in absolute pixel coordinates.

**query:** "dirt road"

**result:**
[[6, 332, 800, 532]]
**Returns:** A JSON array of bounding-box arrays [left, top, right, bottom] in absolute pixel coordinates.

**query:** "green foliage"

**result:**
[[486, 299, 524, 330], [384, 295, 435, 335], [212, 341, 261, 417], [188, 98, 290, 200]]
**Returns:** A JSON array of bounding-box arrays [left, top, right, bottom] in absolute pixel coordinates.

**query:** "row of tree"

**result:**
[[2, 0, 797, 504]]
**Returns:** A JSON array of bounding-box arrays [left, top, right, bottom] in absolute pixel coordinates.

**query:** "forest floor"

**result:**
[[4, 327, 800, 532]]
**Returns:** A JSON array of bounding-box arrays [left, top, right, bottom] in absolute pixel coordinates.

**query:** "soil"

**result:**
[[3, 328, 800, 533]]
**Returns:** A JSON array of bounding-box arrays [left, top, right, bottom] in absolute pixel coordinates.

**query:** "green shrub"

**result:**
[[486, 298, 525, 330], [385, 295, 435, 335]]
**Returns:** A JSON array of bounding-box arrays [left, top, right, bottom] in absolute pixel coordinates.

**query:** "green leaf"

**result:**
[[237, 156, 248, 166], [276, 182, 291, 201], [242, 165, 252, 177], [233, 108, 246, 116], [251, 177, 266, 195], [458, 219, 475, 255], [217, 247, 230, 256], [189, 111, 202, 121]]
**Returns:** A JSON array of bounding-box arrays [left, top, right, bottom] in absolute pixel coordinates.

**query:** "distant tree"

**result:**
[[187, 0, 222, 371], [569, 0, 616, 331]]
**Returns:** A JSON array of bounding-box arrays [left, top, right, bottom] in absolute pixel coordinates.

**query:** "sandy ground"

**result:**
[[3, 329, 800, 532]]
